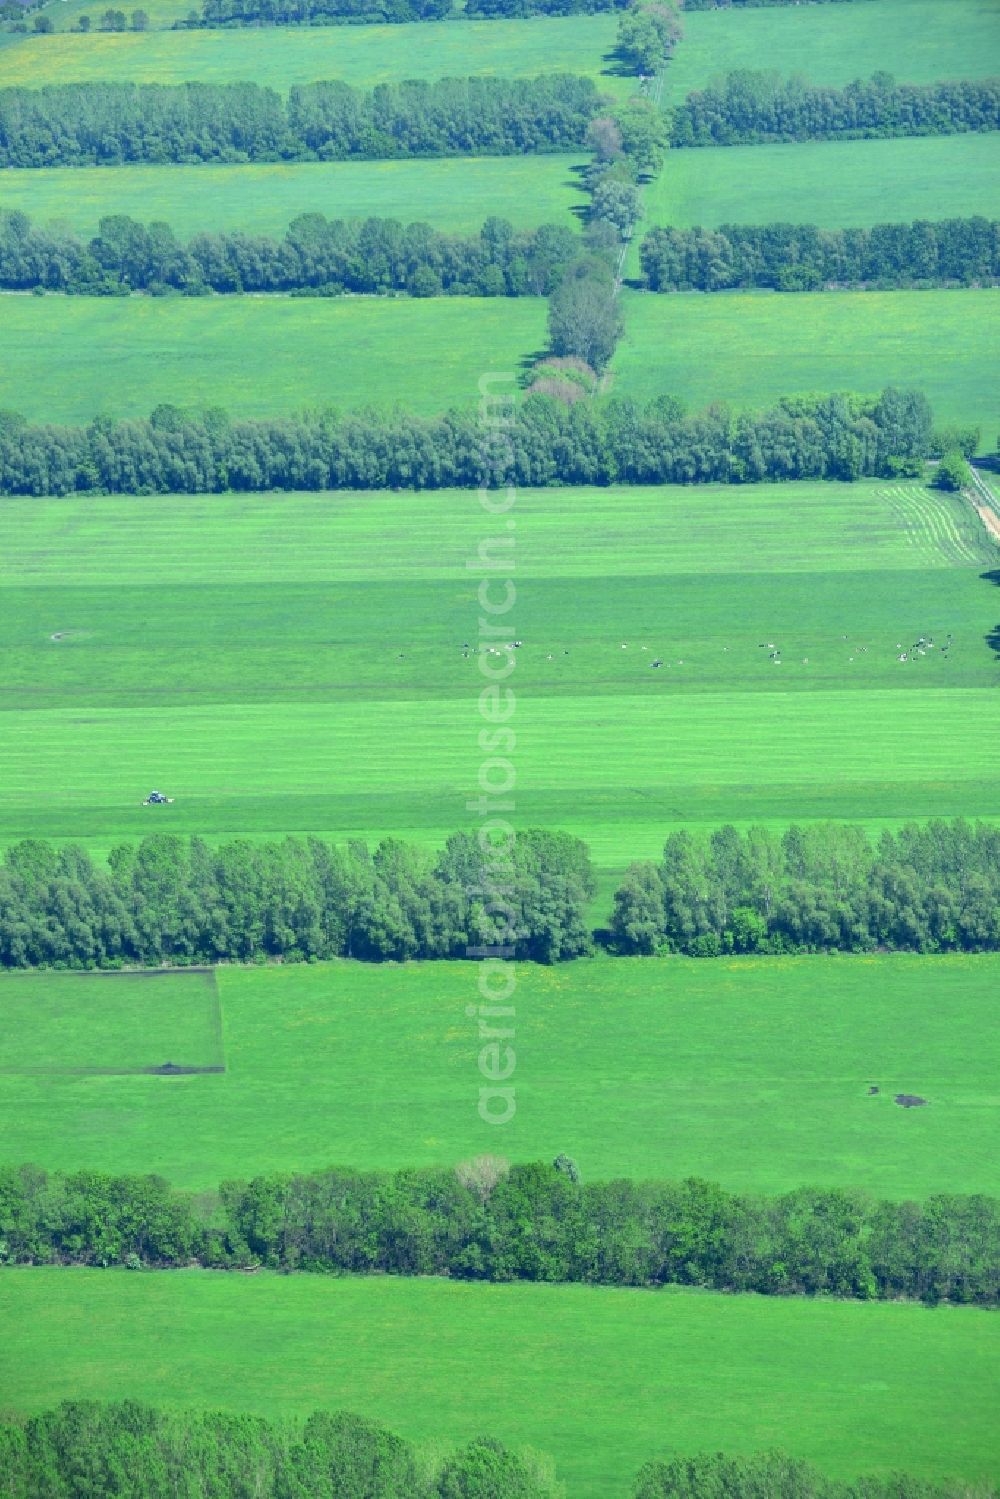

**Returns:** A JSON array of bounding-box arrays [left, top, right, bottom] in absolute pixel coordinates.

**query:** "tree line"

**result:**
[[611, 820, 1000, 957], [0, 207, 581, 298], [0, 1402, 563, 1499], [464, 0, 627, 16], [196, 0, 630, 24], [191, 0, 723, 26], [635, 1453, 997, 1499], [0, 386, 934, 496], [200, 0, 452, 24], [669, 71, 1000, 147], [2, 1404, 989, 1499], [682, 0, 864, 8], [1, 1157, 997, 1305], [0, 831, 594, 968], [4, 814, 999, 970], [0, 75, 601, 168], [639, 216, 1000, 292], [197, 0, 628, 24]]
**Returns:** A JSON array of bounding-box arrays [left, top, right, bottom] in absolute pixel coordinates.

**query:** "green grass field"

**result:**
[[42, 0, 206, 30], [1, 954, 997, 1196], [0, 156, 586, 238], [0, 969, 221, 1074], [663, 0, 1000, 103], [0, 14, 624, 90], [613, 289, 998, 441], [636, 134, 1000, 234], [0, 295, 547, 422], [626, 133, 1000, 279], [2, 1271, 997, 1497], [0, 481, 995, 871]]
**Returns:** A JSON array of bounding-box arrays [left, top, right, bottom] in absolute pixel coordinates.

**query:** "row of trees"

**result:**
[[669, 71, 1000, 147], [4, 1404, 987, 1499], [635, 1453, 996, 1499], [640, 216, 1000, 292], [1, 1158, 997, 1304], [193, 0, 866, 20], [201, 0, 451, 23], [0, 1403, 562, 1499], [0, 207, 580, 297], [198, 0, 629, 22], [0, 75, 602, 167], [682, 0, 864, 8], [611, 820, 1000, 956], [27, 8, 152, 30], [0, 831, 594, 968], [0, 386, 935, 495], [464, 0, 626, 15], [4, 817, 999, 973]]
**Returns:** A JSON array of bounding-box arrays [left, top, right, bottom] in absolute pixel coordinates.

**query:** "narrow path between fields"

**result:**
[[968, 466, 1000, 546]]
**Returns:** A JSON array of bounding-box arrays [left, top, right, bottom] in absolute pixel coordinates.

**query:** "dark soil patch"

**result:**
[[894, 1093, 928, 1108]]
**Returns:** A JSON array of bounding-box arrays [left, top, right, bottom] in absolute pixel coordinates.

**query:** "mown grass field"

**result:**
[[1, 954, 997, 1196], [0, 156, 586, 238], [613, 288, 998, 442], [663, 0, 1000, 102], [636, 134, 1000, 234], [2, 1271, 997, 1498], [0, 295, 547, 422], [0, 14, 624, 90], [0, 482, 996, 872], [0, 969, 221, 1074]]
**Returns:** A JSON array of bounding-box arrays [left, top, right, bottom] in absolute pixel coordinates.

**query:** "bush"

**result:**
[[934, 451, 972, 491]]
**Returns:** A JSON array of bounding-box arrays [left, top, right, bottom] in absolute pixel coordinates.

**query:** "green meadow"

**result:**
[[1, 0, 998, 1483], [0, 481, 996, 869], [625, 133, 1000, 279], [1, 482, 988, 584], [636, 134, 1000, 234], [2, 1271, 997, 1497], [0, 955, 997, 1196], [613, 288, 998, 442], [0, 969, 221, 1075], [0, 295, 546, 422], [0, 14, 624, 90], [663, 0, 1000, 101], [0, 156, 586, 238], [46, 0, 209, 30]]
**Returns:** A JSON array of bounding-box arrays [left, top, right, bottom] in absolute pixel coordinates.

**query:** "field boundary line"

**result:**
[[968, 467, 1000, 548]]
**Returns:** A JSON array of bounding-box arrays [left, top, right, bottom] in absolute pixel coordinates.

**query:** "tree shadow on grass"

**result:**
[[517, 346, 551, 384], [567, 160, 591, 226], [982, 569, 1000, 665], [601, 43, 636, 80]]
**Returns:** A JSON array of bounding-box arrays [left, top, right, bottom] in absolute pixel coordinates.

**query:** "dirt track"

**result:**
[[972, 499, 1000, 545], [969, 469, 1000, 545]]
